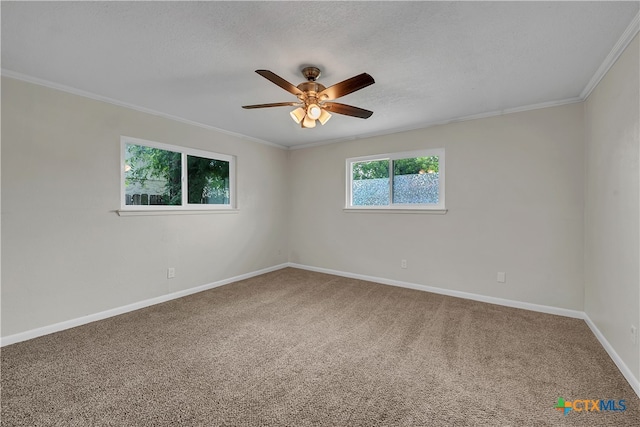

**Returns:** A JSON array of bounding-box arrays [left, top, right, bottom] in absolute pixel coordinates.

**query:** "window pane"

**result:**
[[351, 159, 389, 206], [124, 144, 182, 206], [187, 155, 230, 205], [392, 156, 439, 204]]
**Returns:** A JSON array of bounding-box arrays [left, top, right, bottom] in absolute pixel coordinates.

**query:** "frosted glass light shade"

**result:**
[[302, 115, 316, 128], [318, 109, 331, 125], [290, 107, 306, 124]]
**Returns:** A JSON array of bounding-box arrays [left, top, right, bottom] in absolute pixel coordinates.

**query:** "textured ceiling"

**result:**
[[2, 1, 638, 148]]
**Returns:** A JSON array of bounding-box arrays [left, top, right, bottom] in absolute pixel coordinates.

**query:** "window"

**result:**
[[121, 136, 235, 212], [346, 149, 445, 211]]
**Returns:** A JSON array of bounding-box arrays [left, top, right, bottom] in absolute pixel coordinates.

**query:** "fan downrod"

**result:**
[[301, 66, 321, 82]]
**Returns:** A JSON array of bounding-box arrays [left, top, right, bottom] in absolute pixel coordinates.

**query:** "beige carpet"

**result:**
[[1, 267, 638, 426]]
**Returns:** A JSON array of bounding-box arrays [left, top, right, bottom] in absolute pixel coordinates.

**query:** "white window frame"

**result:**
[[345, 148, 446, 212], [119, 136, 236, 215]]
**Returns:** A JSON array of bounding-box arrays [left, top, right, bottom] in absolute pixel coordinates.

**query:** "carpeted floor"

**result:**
[[1, 267, 638, 426]]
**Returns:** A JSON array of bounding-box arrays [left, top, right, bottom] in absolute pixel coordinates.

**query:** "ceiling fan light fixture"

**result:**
[[302, 115, 316, 128], [243, 67, 375, 129], [290, 107, 306, 124], [307, 104, 322, 120], [318, 108, 331, 125]]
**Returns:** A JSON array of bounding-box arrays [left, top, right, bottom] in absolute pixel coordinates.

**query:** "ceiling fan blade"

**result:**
[[319, 73, 375, 100], [255, 70, 303, 96], [242, 102, 301, 109], [323, 102, 373, 119]]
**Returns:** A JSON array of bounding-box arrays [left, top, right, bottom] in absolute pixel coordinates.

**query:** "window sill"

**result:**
[[117, 209, 239, 217], [343, 208, 447, 214]]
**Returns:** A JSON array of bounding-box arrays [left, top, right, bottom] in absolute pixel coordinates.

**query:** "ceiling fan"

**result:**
[[242, 66, 374, 128]]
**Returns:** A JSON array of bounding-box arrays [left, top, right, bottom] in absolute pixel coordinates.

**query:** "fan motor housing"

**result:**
[[297, 81, 326, 94], [301, 66, 321, 81]]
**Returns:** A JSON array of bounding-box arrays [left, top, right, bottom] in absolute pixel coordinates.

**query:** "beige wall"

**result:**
[[585, 35, 640, 381], [1, 77, 290, 337], [289, 103, 585, 310]]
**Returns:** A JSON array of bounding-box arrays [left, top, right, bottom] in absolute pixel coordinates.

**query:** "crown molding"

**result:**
[[580, 9, 640, 100], [1, 65, 585, 152], [0, 69, 287, 150], [289, 96, 584, 150]]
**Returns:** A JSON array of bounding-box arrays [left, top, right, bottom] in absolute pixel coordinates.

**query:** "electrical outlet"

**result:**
[[497, 272, 506, 283], [631, 325, 637, 345], [167, 267, 176, 279], [401, 259, 407, 269]]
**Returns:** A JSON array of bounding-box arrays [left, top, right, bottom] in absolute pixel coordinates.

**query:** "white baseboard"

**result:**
[[584, 314, 640, 398], [288, 263, 583, 319], [4, 261, 638, 399], [0, 263, 289, 347], [288, 262, 640, 399]]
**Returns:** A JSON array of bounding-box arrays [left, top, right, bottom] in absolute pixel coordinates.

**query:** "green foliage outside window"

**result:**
[[352, 156, 439, 180], [352, 159, 389, 180], [126, 145, 182, 205], [394, 156, 439, 175], [187, 155, 230, 204], [125, 144, 230, 206]]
